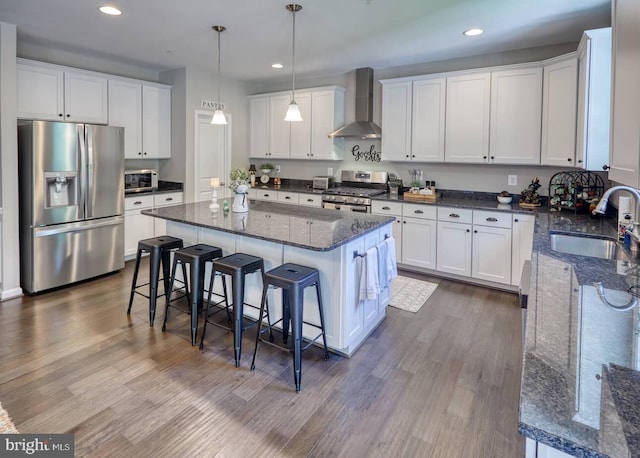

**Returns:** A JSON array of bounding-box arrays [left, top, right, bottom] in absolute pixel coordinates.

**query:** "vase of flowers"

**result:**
[[229, 167, 250, 213]]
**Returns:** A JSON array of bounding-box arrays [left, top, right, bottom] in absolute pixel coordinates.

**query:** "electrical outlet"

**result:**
[[508, 175, 517, 186], [275, 164, 281, 173], [327, 167, 333, 176]]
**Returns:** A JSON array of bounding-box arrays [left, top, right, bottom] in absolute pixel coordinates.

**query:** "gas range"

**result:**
[[322, 171, 388, 211]]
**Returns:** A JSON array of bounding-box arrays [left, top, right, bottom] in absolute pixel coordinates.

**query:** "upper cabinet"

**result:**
[[489, 65, 542, 164], [380, 76, 446, 162], [444, 72, 491, 163], [248, 86, 345, 160], [108, 80, 171, 159], [609, 0, 640, 187], [576, 28, 611, 172], [540, 54, 578, 166], [18, 59, 108, 124]]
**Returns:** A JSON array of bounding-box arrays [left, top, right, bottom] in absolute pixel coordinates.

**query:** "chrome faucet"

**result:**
[[594, 185, 640, 252]]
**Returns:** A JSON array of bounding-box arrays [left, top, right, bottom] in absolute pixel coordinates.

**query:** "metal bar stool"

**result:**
[[251, 263, 329, 392], [127, 235, 184, 326], [161, 244, 225, 345], [200, 253, 266, 367]]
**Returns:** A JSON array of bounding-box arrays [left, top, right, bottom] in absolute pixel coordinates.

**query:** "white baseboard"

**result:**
[[1, 287, 23, 301]]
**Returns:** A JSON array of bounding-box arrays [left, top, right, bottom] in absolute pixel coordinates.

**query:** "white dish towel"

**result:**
[[359, 246, 381, 301], [385, 237, 398, 283]]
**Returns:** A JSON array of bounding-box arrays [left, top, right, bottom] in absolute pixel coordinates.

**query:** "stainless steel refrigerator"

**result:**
[[18, 120, 125, 293]]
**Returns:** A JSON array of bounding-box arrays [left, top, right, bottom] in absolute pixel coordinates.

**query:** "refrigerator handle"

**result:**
[[77, 124, 87, 219], [84, 125, 95, 219]]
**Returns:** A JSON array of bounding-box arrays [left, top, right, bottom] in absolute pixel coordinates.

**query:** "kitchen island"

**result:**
[[521, 211, 640, 457], [143, 200, 395, 356]]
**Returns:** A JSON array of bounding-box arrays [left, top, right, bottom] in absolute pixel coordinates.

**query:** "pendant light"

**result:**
[[284, 4, 303, 122], [211, 25, 228, 125]]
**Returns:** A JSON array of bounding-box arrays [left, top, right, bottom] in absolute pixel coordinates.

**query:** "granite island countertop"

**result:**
[[142, 200, 395, 252], [520, 210, 640, 457]]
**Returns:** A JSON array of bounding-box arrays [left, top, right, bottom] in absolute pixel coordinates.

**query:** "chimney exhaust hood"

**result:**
[[329, 67, 382, 139]]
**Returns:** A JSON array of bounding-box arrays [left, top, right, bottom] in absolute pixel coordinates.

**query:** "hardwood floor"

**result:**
[[0, 262, 524, 457]]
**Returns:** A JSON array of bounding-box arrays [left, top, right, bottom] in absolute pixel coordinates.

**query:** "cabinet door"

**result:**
[[472, 225, 512, 285], [310, 89, 345, 160], [142, 85, 172, 158], [412, 77, 446, 162], [381, 81, 412, 161], [124, 211, 155, 258], [17, 62, 64, 121], [290, 92, 312, 159], [511, 214, 535, 286], [436, 221, 472, 276], [108, 80, 142, 159], [269, 94, 292, 158], [249, 96, 270, 158], [401, 217, 437, 269], [64, 71, 108, 124], [445, 72, 491, 163], [298, 193, 322, 207], [490, 67, 542, 164], [541, 56, 578, 166]]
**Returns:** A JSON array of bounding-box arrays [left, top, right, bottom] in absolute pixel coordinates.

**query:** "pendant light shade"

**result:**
[[285, 4, 303, 122], [211, 25, 228, 125]]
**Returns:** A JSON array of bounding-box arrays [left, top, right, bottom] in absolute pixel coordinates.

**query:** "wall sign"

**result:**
[[351, 144, 381, 162], [200, 99, 217, 109]]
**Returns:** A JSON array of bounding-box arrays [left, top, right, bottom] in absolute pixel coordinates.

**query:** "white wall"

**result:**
[[0, 22, 21, 299]]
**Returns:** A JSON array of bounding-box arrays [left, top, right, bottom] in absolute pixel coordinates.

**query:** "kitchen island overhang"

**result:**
[[143, 200, 395, 356]]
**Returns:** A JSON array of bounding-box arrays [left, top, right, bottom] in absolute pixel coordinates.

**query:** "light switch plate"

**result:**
[[275, 164, 281, 173], [508, 175, 517, 186]]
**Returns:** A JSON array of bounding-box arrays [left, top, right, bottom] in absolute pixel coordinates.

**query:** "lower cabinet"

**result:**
[[401, 203, 437, 269], [512, 213, 536, 286], [124, 192, 183, 259], [436, 220, 472, 276], [471, 224, 512, 284]]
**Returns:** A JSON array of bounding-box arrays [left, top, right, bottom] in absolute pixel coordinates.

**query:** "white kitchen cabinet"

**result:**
[[489, 66, 542, 164], [445, 72, 491, 163], [541, 54, 578, 166], [371, 201, 402, 260], [401, 203, 437, 269], [526, 438, 574, 458], [436, 207, 473, 276], [17, 59, 108, 124], [124, 195, 155, 259], [576, 28, 611, 171], [253, 189, 278, 201], [250, 86, 345, 160], [249, 96, 270, 158], [412, 76, 446, 162], [297, 193, 322, 207], [109, 81, 171, 159], [471, 210, 512, 285], [609, 0, 640, 186], [380, 80, 412, 161], [153, 192, 183, 236], [511, 213, 535, 286], [277, 191, 299, 205]]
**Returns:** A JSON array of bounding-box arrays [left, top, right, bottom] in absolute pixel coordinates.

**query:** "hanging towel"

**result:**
[[385, 237, 398, 283], [359, 247, 381, 301], [376, 240, 389, 290]]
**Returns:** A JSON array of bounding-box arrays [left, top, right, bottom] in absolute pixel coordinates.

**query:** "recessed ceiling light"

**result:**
[[463, 28, 484, 37], [98, 6, 122, 16], [272, 63, 284, 69]]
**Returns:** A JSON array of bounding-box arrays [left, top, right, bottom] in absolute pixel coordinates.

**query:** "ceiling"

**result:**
[[0, 0, 611, 83]]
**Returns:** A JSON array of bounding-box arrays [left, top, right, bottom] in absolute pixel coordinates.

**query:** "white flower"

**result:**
[[228, 168, 250, 193]]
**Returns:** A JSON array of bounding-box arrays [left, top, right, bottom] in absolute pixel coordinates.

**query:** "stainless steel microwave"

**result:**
[[124, 169, 158, 194]]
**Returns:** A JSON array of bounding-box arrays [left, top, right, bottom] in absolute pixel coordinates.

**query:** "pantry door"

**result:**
[[194, 110, 231, 202]]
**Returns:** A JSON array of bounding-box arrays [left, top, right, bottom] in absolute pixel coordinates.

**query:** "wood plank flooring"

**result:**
[[0, 262, 524, 457]]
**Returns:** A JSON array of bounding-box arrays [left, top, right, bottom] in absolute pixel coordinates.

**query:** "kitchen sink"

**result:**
[[549, 233, 625, 260]]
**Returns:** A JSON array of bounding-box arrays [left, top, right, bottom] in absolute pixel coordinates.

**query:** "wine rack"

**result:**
[[548, 171, 605, 213]]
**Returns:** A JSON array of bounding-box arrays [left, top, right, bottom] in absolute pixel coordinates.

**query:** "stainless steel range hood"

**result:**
[[329, 67, 382, 139]]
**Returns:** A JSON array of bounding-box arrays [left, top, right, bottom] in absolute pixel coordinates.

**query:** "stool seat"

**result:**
[[162, 244, 224, 345], [200, 253, 266, 367], [251, 262, 329, 392], [127, 235, 184, 326]]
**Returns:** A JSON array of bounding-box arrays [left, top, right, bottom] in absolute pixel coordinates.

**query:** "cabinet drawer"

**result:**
[[154, 192, 183, 207], [277, 191, 299, 204], [372, 200, 403, 216], [473, 210, 512, 228], [437, 206, 473, 224], [255, 190, 277, 201], [402, 203, 437, 219], [298, 193, 322, 207], [125, 194, 154, 211]]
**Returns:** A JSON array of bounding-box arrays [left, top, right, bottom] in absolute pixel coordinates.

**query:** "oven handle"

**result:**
[[350, 206, 369, 213]]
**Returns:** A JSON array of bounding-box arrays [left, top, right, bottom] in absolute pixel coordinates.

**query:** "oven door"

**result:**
[[322, 202, 370, 213]]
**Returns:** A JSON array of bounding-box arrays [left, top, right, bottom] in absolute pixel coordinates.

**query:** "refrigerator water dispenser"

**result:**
[[44, 172, 77, 208]]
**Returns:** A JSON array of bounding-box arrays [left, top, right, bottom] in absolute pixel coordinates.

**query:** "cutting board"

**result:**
[[403, 192, 437, 203]]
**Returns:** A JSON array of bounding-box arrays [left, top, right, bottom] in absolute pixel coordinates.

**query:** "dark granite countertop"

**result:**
[[520, 210, 640, 457], [142, 200, 395, 252]]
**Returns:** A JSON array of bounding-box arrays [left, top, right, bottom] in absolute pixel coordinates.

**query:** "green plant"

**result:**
[[260, 163, 274, 171], [228, 167, 250, 192]]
